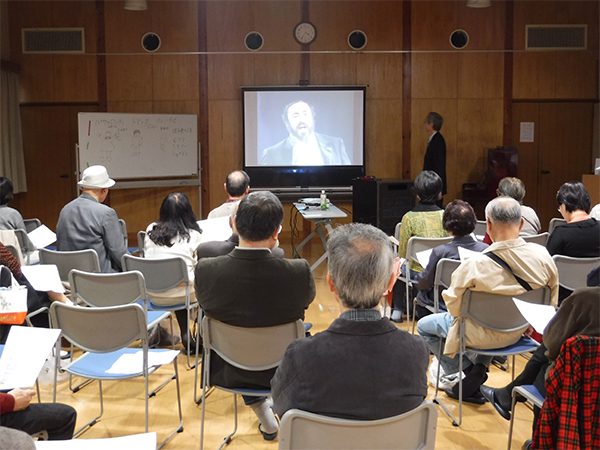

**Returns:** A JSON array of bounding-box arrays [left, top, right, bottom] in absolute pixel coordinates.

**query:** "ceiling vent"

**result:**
[[22, 28, 85, 54], [526, 25, 586, 50]]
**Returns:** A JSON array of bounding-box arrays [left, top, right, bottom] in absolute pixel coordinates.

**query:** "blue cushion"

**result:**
[[467, 336, 539, 356]]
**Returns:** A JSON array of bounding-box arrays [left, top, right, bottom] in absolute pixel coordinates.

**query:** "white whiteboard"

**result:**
[[77, 113, 198, 179]]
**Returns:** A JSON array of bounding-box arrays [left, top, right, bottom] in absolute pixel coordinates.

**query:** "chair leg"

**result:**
[[411, 297, 418, 334], [157, 359, 184, 450], [73, 380, 104, 438], [511, 355, 516, 380], [433, 340, 462, 427], [194, 340, 214, 405], [507, 389, 519, 450], [405, 279, 411, 322], [218, 394, 238, 450]]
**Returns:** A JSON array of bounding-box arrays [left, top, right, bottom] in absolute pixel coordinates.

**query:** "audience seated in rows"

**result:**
[[195, 191, 316, 440], [144, 192, 204, 351], [481, 269, 599, 450], [0, 388, 76, 441], [56, 166, 127, 273], [414, 200, 487, 316], [0, 243, 70, 343], [392, 170, 448, 322], [272, 223, 428, 420], [0, 177, 26, 232], [207, 170, 250, 219], [417, 197, 558, 403], [483, 177, 540, 244]]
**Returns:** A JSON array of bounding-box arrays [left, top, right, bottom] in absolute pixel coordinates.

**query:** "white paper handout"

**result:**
[[21, 264, 65, 293], [36, 432, 157, 450], [415, 249, 433, 268], [512, 297, 557, 334], [0, 326, 61, 390], [105, 349, 179, 375], [197, 216, 232, 243], [27, 225, 57, 250], [458, 246, 480, 262]]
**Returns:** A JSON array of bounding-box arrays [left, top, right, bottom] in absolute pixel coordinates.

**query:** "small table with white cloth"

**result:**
[[292, 202, 347, 272]]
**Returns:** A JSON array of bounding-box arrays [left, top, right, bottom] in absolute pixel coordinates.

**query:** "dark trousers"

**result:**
[[0, 403, 77, 440]]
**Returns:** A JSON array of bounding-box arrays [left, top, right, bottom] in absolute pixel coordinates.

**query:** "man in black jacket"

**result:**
[[195, 191, 315, 440], [423, 112, 447, 199], [271, 223, 428, 420]]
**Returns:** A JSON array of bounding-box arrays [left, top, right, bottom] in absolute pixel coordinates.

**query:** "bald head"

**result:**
[[225, 170, 250, 198], [485, 196, 523, 242]]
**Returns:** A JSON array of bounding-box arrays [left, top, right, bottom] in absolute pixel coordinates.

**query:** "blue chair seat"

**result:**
[[466, 336, 539, 356], [217, 386, 271, 397], [133, 300, 171, 328], [68, 348, 172, 380], [513, 384, 544, 408]]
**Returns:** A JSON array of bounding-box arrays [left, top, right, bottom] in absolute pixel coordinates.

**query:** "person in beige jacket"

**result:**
[[417, 196, 558, 403]]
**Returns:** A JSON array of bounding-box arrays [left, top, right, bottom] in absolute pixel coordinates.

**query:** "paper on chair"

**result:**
[[27, 225, 56, 249], [36, 432, 157, 449], [415, 249, 433, 268], [105, 349, 179, 375], [21, 264, 65, 293], [458, 246, 480, 261], [512, 297, 557, 335], [0, 326, 61, 390], [197, 216, 232, 243]]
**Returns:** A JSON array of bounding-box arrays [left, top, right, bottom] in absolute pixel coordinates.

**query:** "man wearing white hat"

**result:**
[[56, 165, 127, 273]]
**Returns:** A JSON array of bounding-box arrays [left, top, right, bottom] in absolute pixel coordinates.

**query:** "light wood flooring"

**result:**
[[40, 238, 536, 449]]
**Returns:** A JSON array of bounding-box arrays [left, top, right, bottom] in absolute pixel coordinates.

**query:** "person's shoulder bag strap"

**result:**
[[484, 252, 533, 292]]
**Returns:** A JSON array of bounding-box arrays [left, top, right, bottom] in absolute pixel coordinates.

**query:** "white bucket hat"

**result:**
[[78, 165, 116, 189]]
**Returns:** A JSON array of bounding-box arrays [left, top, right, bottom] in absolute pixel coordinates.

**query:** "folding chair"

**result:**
[[137, 230, 146, 257], [521, 232, 550, 246], [23, 218, 41, 233], [118, 218, 128, 249], [433, 286, 551, 427], [411, 258, 460, 334], [50, 302, 183, 449], [473, 220, 487, 240], [39, 248, 100, 291], [548, 218, 566, 235], [4, 244, 20, 261], [399, 236, 452, 323], [552, 255, 600, 292], [278, 401, 437, 450], [68, 270, 172, 395], [14, 229, 34, 264], [507, 385, 544, 450], [199, 317, 305, 450], [122, 254, 197, 368]]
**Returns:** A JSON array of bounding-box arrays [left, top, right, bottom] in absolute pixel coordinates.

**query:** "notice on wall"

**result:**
[[519, 122, 535, 143]]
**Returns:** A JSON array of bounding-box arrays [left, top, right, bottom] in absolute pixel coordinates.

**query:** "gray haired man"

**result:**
[[417, 196, 558, 404], [272, 223, 429, 420]]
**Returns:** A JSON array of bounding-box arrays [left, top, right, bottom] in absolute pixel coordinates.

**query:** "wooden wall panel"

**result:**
[[458, 53, 504, 99], [411, 53, 458, 99], [105, 56, 153, 101], [152, 55, 199, 101], [1, 1, 10, 60], [207, 55, 254, 100], [511, 103, 541, 210], [366, 99, 403, 178], [513, 0, 598, 100]]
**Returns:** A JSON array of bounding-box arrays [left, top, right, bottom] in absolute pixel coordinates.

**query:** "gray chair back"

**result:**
[[552, 255, 600, 291], [39, 248, 101, 284], [394, 222, 402, 242], [473, 220, 487, 238], [69, 270, 146, 308], [118, 219, 128, 248], [406, 236, 453, 268], [122, 254, 188, 293], [278, 401, 438, 450], [50, 302, 146, 353], [137, 231, 146, 257], [521, 232, 549, 246], [433, 258, 461, 310], [203, 317, 304, 372], [23, 218, 41, 233], [461, 287, 551, 333], [548, 218, 566, 234], [14, 228, 34, 255]]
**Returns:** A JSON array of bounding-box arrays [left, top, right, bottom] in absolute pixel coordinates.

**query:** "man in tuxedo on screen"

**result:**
[[261, 100, 351, 166], [423, 112, 447, 199]]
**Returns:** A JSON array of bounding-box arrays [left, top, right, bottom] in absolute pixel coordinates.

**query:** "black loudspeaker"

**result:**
[[353, 178, 415, 235]]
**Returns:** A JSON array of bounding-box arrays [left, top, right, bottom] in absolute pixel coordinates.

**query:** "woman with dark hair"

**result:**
[[0, 177, 26, 231], [144, 192, 204, 350], [414, 200, 488, 316], [547, 181, 600, 258], [392, 171, 448, 322]]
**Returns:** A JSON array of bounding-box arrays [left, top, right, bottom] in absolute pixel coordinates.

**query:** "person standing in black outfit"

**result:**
[[423, 112, 447, 201]]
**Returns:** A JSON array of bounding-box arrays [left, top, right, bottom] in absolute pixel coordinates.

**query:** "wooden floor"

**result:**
[[41, 238, 536, 449]]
